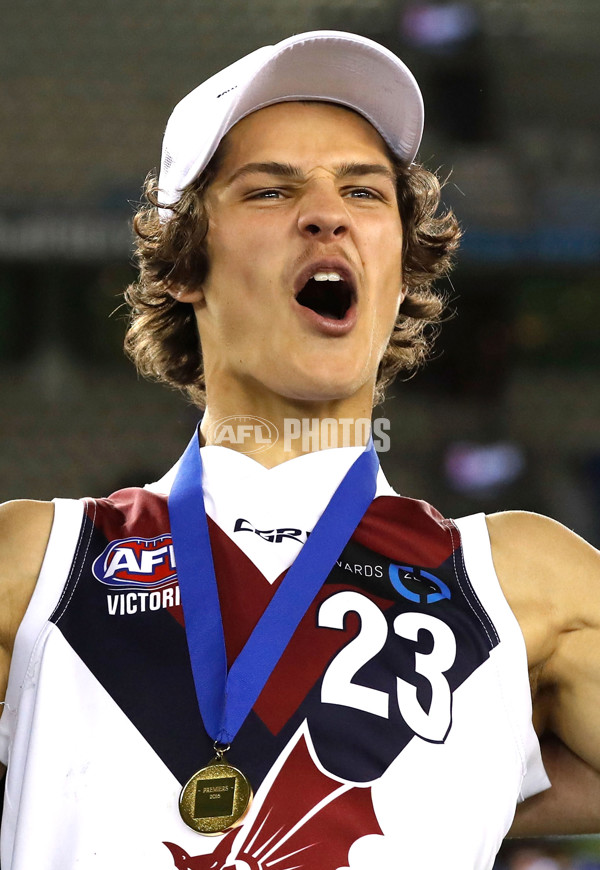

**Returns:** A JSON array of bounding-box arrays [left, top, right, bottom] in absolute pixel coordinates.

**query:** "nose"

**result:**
[[297, 184, 349, 241]]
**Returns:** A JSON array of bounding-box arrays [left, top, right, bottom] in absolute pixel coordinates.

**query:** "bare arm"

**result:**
[[509, 734, 600, 836], [0, 500, 55, 775], [487, 511, 600, 837]]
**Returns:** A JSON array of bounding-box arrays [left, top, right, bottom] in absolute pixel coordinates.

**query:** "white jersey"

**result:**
[[0, 445, 549, 870]]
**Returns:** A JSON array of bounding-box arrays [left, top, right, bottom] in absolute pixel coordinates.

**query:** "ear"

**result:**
[[167, 286, 205, 304]]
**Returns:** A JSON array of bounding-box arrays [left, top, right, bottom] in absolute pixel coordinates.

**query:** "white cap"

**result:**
[[158, 30, 424, 219]]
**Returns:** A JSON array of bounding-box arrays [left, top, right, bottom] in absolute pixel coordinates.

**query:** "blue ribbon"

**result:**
[[168, 428, 379, 745]]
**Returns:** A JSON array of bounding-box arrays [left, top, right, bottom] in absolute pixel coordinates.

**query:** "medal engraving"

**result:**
[[179, 755, 253, 835], [194, 775, 236, 818]]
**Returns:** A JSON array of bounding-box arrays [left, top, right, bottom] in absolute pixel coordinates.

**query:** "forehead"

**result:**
[[216, 101, 394, 175]]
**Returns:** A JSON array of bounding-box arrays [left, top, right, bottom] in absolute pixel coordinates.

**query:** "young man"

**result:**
[[0, 30, 599, 870]]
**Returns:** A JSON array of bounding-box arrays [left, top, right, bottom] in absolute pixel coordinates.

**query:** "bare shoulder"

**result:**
[[485, 509, 600, 665], [486, 509, 598, 556], [0, 500, 55, 652], [486, 510, 599, 596]]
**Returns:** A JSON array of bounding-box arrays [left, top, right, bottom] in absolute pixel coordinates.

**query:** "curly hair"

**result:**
[[124, 130, 461, 407]]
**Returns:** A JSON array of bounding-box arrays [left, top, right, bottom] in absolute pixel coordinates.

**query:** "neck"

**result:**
[[200, 386, 375, 468]]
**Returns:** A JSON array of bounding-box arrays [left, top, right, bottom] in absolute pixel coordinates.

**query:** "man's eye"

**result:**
[[248, 189, 283, 200], [346, 187, 380, 200]]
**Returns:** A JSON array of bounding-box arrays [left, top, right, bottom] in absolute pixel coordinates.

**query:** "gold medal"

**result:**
[[179, 745, 253, 835]]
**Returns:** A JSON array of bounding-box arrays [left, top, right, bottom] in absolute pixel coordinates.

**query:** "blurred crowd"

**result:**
[[495, 842, 600, 869]]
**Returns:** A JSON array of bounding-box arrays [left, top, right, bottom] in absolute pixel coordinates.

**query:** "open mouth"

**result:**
[[296, 275, 354, 321]]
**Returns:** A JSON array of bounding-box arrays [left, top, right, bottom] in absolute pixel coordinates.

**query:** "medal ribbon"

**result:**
[[168, 427, 379, 745]]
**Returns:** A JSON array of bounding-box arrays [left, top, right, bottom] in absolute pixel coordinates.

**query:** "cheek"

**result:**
[[371, 261, 404, 349], [366, 217, 403, 271], [207, 217, 275, 286], [374, 238, 404, 313], [376, 294, 403, 355]]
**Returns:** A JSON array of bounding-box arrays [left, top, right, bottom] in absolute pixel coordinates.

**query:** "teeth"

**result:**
[[313, 271, 342, 282]]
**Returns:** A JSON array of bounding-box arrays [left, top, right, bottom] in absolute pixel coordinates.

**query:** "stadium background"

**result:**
[[1, 1, 599, 865]]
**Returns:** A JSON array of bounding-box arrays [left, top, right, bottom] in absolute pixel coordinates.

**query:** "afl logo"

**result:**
[[92, 535, 177, 589], [207, 415, 279, 455]]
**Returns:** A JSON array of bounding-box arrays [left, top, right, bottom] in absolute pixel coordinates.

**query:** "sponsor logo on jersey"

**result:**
[[233, 518, 309, 544], [389, 564, 451, 604], [335, 559, 384, 578], [92, 535, 177, 589]]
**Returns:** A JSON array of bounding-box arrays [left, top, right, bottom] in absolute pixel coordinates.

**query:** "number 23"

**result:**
[[318, 590, 456, 742]]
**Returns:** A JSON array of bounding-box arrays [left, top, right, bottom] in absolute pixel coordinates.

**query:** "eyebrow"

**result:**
[[224, 161, 396, 186]]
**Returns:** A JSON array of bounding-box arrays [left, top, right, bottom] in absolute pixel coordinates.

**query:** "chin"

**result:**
[[277, 371, 371, 404]]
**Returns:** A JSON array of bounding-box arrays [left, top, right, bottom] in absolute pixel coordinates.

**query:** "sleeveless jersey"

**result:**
[[0, 446, 549, 870]]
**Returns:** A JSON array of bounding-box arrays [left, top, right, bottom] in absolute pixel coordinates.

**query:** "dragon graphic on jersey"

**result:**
[[163, 733, 382, 869]]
